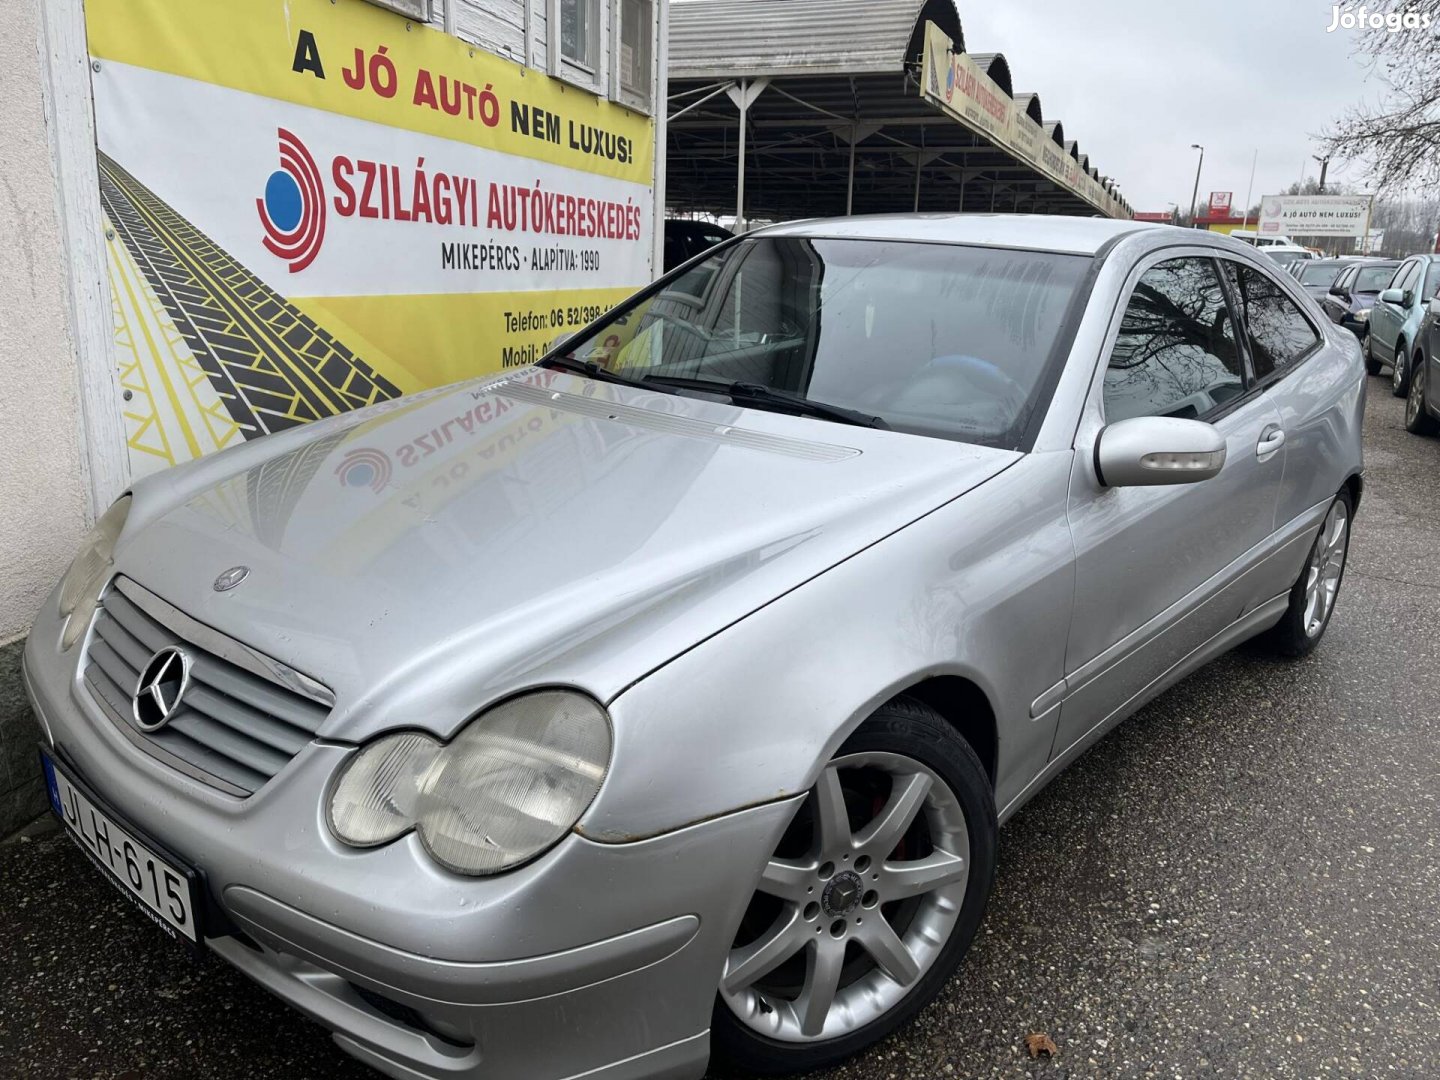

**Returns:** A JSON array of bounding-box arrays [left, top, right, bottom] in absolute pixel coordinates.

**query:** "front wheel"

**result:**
[[712, 697, 996, 1075], [1392, 343, 1411, 397], [1406, 358, 1438, 435], [1256, 489, 1352, 658], [1363, 333, 1382, 376]]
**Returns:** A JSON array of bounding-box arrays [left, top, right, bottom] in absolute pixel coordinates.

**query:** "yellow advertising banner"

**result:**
[[86, 0, 656, 478]]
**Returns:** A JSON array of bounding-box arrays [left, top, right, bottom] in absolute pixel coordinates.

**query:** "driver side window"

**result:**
[[1103, 257, 1245, 423]]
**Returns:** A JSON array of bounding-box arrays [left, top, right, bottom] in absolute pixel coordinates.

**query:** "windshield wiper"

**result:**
[[642, 375, 888, 429], [538, 354, 664, 394]]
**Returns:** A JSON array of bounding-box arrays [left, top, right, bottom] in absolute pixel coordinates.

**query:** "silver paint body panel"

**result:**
[[25, 217, 1364, 1080]]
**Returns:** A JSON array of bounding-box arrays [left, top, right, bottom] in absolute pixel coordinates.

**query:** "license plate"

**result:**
[[40, 750, 201, 944]]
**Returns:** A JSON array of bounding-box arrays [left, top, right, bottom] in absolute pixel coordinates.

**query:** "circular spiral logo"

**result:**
[[257, 128, 327, 273]]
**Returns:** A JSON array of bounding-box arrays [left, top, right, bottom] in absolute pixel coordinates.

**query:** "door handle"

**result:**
[[1256, 426, 1286, 458]]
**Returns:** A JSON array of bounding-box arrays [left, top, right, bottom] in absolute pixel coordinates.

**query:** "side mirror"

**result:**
[[1096, 416, 1227, 487], [1429, 297, 1440, 317], [1380, 288, 1404, 305], [1328, 284, 1347, 297]]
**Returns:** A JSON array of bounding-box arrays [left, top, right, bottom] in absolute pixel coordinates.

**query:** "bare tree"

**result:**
[[1322, 0, 1440, 192]]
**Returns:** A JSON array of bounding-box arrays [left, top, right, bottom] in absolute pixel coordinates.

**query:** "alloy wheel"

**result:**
[[1303, 499, 1348, 638], [720, 752, 969, 1042], [1393, 349, 1407, 395], [1408, 363, 1426, 427]]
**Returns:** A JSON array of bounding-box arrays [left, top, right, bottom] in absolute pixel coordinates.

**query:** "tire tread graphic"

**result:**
[[97, 152, 400, 441]]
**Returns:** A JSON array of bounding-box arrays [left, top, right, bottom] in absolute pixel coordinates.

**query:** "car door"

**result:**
[[1220, 257, 1342, 529], [1373, 259, 1417, 362], [1322, 266, 1355, 324], [1424, 288, 1440, 403], [1056, 253, 1286, 759]]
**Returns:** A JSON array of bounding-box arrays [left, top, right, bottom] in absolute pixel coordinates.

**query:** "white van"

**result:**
[[1229, 229, 1297, 248]]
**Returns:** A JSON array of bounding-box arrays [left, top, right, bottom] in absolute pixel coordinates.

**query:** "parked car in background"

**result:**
[[1406, 295, 1440, 435], [1231, 229, 1298, 248], [1364, 253, 1440, 396], [1295, 258, 1360, 301], [664, 219, 735, 272], [1264, 247, 1317, 275], [1321, 260, 1402, 349], [26, 216, 1365, 1080]]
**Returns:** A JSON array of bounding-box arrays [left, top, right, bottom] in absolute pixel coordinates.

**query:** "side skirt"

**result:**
[[997, 590, 1290, 826]]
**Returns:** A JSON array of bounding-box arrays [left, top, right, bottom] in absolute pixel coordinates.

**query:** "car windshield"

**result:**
[[553, 236, 1093, 449], [1299, 263, 1345, 286], [1355, 266, 1398, 293]]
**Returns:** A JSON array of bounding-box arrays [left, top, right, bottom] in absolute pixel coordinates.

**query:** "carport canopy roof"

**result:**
[[665, 0, 1129, 222]]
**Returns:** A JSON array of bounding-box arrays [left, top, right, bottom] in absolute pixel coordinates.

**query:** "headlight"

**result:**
[[328, 690, 611, 875], [58, 495, 131, 650], [1353, 308, 1370, 322]]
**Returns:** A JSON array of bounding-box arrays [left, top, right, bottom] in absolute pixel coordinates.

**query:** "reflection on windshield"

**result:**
[[559, 237, 1092, 449], [1300, 265, 1343, 286], [1355, 267, 1397, 293]]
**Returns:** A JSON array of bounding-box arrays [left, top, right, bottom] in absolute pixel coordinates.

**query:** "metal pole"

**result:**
[[990, 176, 996, 212], [1242, 149, 1257, 228], [1362, 196, 1373, 255], [735, 79, 747, 231], [958, 171, 967, 212], [912, 153, 922, 211], [846, 126, 856, 216], [1188, 144, 1204, 227]]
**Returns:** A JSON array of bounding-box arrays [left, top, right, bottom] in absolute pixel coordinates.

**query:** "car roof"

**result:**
[[753, 213, 1162, 255]]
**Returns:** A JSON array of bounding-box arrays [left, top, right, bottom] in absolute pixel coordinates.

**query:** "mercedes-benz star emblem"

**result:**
[[822, 870, 864, 917], [213, 566, 249, 592], [133, 646, 192, 732]]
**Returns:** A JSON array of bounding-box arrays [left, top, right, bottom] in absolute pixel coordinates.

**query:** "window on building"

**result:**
[[616, 0, 653, 105], [559, 0, 599, 70], [1104, 257, 1245, 423]]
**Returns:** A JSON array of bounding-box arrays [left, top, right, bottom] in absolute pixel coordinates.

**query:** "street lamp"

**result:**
[[1188, 143, 1205, 229]]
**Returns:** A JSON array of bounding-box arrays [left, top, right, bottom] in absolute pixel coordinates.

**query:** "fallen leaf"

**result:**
[[1025, 1032, 1059, 1059]]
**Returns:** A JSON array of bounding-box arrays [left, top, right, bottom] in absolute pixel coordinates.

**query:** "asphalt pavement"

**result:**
[[2, 375, 1437, 1080]]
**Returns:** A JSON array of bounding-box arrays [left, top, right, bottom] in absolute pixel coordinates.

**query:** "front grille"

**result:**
[[82, 577, 332, 797]]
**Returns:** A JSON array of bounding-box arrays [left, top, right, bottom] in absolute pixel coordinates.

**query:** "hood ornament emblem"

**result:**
[[213, 566, 250, 592], [133, 646, 192, 731]]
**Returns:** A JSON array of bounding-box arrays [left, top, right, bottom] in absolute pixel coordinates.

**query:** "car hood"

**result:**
[[115, 369, 1018, 742], [1353, 293, 1378, 311]]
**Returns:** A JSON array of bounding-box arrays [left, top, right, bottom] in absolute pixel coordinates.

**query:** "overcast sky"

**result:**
[[958, 0, 1381, 213]]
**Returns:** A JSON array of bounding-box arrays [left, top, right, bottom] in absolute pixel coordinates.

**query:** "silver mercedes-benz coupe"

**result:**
[[26, 215, 1364, 1080]]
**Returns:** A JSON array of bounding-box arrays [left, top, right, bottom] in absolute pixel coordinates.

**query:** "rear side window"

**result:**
[[1103, 257, 1245, 422], [1223, 262, 1320, 380]]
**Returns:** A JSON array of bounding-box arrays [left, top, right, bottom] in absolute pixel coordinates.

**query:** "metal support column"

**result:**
[[724, 77, 770, 232], [847, 128, 857, 215]]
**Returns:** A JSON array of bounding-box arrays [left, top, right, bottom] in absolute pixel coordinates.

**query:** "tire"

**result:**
[[711, 696, 997, 1075], [1406, 357, 1439, 435], [1363, 333, 1382, 376], [1255, 488, 1352, 658], [1392, 342, 1410, 397]]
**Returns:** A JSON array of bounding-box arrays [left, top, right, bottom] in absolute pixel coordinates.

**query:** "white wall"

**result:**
[[0, 0, 89, 643]]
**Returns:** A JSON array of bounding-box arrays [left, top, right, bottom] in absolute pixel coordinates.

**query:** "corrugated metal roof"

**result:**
[[669, 0, 963, 79], [967, 53, 1012, 97], [1015, 92, 1043, 124]]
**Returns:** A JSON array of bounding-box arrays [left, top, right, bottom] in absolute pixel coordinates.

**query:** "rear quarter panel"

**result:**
[[1270, 321, 1366, 529]]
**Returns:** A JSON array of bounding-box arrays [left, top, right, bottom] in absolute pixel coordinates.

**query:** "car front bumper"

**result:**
[[24, 597, 799, 1080]]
